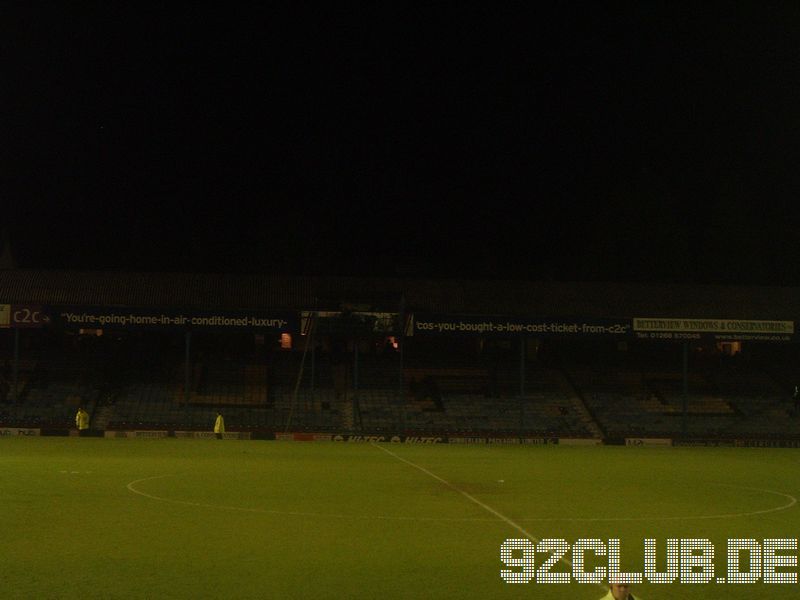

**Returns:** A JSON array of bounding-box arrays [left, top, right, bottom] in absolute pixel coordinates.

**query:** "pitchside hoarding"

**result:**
[[0, 427, 40, 436], [274, 432, 592, 444]]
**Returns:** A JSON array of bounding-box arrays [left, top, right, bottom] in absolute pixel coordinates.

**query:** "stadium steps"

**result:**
[[92, 404, 115, 431], [567, 396, 603, 438], [342, 396, 355, 431], [548, 367, 605, 438]]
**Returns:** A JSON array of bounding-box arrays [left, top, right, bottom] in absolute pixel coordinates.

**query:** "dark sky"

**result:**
[[4, 3, 800, 285]]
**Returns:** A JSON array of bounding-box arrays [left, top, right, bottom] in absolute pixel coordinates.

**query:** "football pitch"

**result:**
[[2, 438, 800, 599]]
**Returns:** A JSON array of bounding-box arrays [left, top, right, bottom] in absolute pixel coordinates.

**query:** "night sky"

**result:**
[[4, 4, 800, 285]]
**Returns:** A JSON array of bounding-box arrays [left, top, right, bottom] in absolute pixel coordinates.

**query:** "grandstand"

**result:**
[[1, 270, 800, 444]]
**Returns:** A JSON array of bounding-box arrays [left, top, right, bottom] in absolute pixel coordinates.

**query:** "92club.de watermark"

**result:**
[[501, 538, 799, 584]]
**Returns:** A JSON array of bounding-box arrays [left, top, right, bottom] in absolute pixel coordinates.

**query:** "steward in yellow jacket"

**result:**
[[214, 412, 225, 439], [75, 407, 90, 436]]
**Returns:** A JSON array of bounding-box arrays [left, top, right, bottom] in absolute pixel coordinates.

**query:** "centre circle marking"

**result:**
[[127, 476, 796, 523]]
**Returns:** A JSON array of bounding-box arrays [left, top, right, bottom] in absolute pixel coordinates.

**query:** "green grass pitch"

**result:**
[[2, 437, 800, 598]]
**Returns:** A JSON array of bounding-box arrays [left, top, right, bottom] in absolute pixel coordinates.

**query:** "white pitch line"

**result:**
[[127, 456, 799, 592], [127, 475, 360, 518], [518, 485, 797, 523], [369, 442, 617, 590], [127, 474, 498, 522], [369, 444, 797, 587], [127, 475, 797, 524], [370, 442, 542, 542]]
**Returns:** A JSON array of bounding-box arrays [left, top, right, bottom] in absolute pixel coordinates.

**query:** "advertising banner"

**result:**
[[49, 306, 299, 332], [0, 427, 41, 436], [10, 305, 50, 328], [633, 318, 795, 342], [410, 314, 631, 338], [625, 438, 673, 446], [278, 433, 567, 444], [173, 431, 252, 440], [734, 439, 800, 448], [103, 430, 170, 438], [409, 313, 795, 342], [558, 438, 603, 446]]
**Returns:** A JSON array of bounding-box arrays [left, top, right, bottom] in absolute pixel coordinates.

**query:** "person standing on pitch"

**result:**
[[75, 406, 90, 436], [599, 583, 641, 600], [214, 411, 225, 439]]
